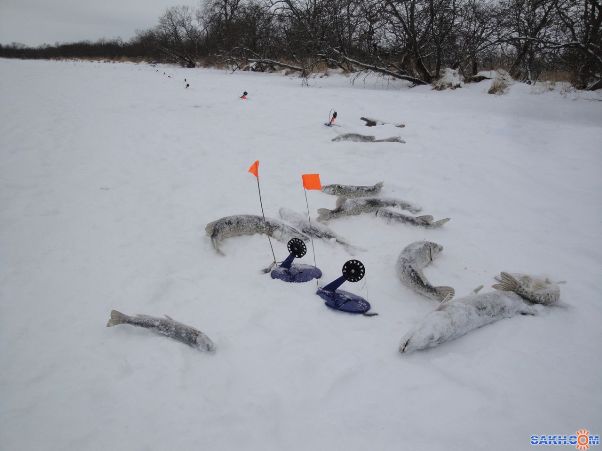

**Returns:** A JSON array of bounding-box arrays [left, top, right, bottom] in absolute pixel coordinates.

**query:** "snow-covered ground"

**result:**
[[1, 58, 601, 451]]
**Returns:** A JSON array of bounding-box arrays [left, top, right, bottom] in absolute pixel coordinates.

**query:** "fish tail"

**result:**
[[427, 218, 451, 228], [416, 215, 434, 224], [435, 286, 455, 302], [107, 309, 129, 327], [492, 272, 519, 292]]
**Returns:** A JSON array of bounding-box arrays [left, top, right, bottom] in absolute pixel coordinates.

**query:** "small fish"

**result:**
[[396, 241, 454, 301], [317, 197, 421, 222], [206, 214, 308, 255], [332, 133, 405, 143], [493, 272, 560, 305], [278, 207, 360, 252], [399, 290, 537, 353], [375, 208, 450, 228], [321, 181, 384, 198], [360, 117, 405, 128], [107, 310, 215, 352]]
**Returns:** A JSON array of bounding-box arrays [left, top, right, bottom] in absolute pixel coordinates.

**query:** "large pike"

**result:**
[[278, 207, 360, 253], [375, 209, 450, 228], [321, 181, 384, 198], [205, 215, 308, 255], [399, 290, 538, 353], [317, 197, 421, 222], [107, 310, 216, 352], [396, 241, 455, 301]]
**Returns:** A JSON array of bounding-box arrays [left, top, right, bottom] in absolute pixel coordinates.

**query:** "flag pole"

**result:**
[[249, 160, 276, 264], [257, 176, 276, 262], [302, 183, 320, 288]]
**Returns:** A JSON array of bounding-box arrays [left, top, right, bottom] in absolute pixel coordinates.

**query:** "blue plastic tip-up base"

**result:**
[[271, 264, 322, 283], [316, 288, 371, 314]]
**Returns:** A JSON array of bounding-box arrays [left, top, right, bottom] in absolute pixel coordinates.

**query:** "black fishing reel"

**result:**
[[342, 259, 365, 282], [271, 238, 322, 283], [316, 259, 371, 314], [287, 238, 307, 258]]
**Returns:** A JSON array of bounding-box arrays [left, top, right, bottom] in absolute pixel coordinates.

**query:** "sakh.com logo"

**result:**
[[531, 429, 600, 449]]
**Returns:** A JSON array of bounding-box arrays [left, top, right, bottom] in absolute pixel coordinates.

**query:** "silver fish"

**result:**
[[493, 272, 560, 305], [205, 215, 308, 255], [107, 310, 215, 352], [278, 207, 359, 252], [396, 241, 455, 301], [375, 208, 450, 228], [399, 290, 537, 353], [317, 197, 421, 222], [321, 181, 384, 198], [332, 133, 405, 143]]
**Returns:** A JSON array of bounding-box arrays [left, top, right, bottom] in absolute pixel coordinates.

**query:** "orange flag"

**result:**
[[248, 160, 259, 177], [302, 174, 321, 190]]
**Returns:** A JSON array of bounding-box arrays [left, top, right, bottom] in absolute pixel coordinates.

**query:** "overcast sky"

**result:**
[[0, 0, 199, 46]]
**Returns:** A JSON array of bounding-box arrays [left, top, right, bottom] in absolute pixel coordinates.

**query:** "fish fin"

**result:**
[[492, 272, 519, 292], [427, 218, 450, 228], [374, 181, 384, 190], [399, 337, 411, 353], [435, 286, 455, 302], [416, 215, 434, 224], [106, 309, 128, 327], [317, 208, 331, 221], [211, 237, 225, 255], [335, 196, 347, 208]]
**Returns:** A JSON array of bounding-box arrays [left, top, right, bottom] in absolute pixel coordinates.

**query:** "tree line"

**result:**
[[1, 0, 600, 89]]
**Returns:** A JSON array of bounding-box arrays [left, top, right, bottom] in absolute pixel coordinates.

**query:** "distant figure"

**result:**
[[186, 83, 190, 88], [240, 91, 248, 100]]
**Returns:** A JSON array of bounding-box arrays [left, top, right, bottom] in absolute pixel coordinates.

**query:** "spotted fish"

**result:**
[[107, 310, 215, 352], [396, 241, 454, 301], [317, 197, 421, 222], [399, 290, 537, 353], [493, 272, 560, 305], [375, 209, 450, 228], [321, 182, 384, 198], [206, 215, 308, 255]]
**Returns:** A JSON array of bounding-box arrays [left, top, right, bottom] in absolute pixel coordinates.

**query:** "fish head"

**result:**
[[399, 312, 448, 353]]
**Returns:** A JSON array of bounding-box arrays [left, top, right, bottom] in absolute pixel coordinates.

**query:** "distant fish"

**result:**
[[493, 272, 560, 305], [321, 181, 384, 198], [205, 214, 308, 255], [375, 209, 450, 228], [332, 133, 405, 143], [396, 241, 454, 301], [107, 310, 215, 352], [317, 197, 421, 222], [399, 290, 537, 353], [278, 207, 360, 252], [360, 117, 405, 128]]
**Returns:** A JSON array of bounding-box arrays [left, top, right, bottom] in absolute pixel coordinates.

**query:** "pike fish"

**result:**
[[375, 208, 450, 228], [396, 241, 455, 301], [206, 215, 308, 255], [278, 207, 360, 252], [332, 133, 405, 143], [493, 272, 560, 305], [321, 181, 384, 198], [107, 310, 216, 352], [399, 290, 537, 353], [317, 197, 421, 222]]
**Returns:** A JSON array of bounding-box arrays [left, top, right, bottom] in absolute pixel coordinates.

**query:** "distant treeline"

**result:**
[[1, 0, 600, 89]]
